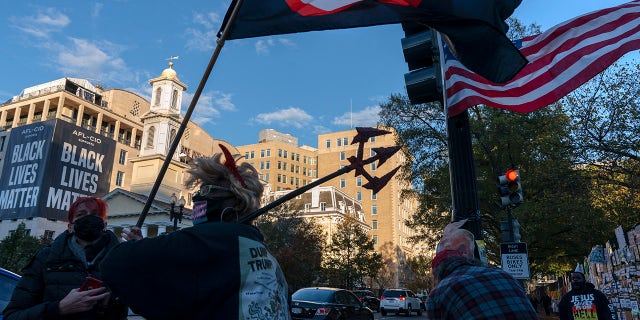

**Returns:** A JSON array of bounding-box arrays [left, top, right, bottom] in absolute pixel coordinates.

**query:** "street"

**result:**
[[374, 311, 428, 320]]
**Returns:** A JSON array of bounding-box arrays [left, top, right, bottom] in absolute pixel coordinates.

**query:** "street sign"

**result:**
[[500, 242, 530, 279]]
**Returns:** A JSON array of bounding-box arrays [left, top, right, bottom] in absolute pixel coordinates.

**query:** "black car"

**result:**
[[290, 287, 374, 320], [351, 290, 380, 312]]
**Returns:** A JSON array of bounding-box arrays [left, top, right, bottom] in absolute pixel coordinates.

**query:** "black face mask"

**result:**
[[73, 215, 105, 242], [571, 281, 585, 291]]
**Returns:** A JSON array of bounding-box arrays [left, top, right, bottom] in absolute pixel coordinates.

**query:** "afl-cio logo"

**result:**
[[285, 0, 421, 16]]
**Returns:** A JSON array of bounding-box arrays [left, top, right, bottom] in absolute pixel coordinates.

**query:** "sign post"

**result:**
[[500, 242, 530, 279]]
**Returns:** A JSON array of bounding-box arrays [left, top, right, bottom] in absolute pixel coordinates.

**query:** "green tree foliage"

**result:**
[[254, 204, 324, 292], [379, 95, 613, 275], [566, 61, 640, 230], [0, 223, 47, 274], [322, 215, 382, 290]]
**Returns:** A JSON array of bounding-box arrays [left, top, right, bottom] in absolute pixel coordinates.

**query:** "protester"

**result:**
[[558, 267, 616, 320], [101, 144, 290, 319], [425, 219, 538, 319], [3, 197, 128, 320], [541, 292, 552, 316]]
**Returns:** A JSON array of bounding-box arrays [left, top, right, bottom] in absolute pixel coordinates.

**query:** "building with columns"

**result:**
[[0, 63, 234, 240]]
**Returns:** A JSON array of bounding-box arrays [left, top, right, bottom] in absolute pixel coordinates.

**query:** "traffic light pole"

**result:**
[[506, 206, 515, 242], [446, 110, 484, 257]]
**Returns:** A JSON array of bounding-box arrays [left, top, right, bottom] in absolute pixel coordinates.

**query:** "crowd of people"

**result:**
[[1, 146, 618, 319]]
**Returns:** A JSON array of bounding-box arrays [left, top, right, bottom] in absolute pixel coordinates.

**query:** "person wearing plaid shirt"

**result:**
[[425, 220, 538, 319]]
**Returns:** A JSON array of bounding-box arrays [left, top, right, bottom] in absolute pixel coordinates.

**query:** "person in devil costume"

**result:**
[[100, 144, 290, 320]]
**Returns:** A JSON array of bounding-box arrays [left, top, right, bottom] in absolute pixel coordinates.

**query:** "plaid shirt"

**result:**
[[426, 257, 538, 319]]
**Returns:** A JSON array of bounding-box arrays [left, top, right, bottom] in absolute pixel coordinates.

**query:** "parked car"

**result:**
[[379, 288, 422, 316], [351, 290, 380, 312], [0, 268, 21, 320], [290, 287, 374, 320]]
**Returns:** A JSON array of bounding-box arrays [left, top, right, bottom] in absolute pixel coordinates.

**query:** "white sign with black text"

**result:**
[[500, 242, 530, 279]]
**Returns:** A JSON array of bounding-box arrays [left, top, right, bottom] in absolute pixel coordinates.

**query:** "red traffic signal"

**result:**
[[505, 169, 519, 182]]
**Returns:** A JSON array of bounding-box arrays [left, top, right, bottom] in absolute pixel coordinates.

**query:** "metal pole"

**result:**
[[136, 0, 246, 228], [506, 206, 514, 242]]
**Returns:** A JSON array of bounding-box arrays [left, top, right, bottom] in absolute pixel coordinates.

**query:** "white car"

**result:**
[[379, 288, 422, 316]]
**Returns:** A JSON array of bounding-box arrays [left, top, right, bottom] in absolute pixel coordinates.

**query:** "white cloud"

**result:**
[[181, 90, 237, 126], [255, 37, 296, 55], [253, 107, 313, 128], [10, 8, 70, 38], [185, 12, 221, 52], [332, 105, 381, 127], [55, 37, 133, 85], [92, 3, 104, 17]]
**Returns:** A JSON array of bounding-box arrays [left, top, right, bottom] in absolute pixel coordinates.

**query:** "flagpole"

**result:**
[[437, 32, 485, 263], [136, 0, 246, 228]]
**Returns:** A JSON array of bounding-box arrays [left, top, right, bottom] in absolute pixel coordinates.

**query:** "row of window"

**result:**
[[325, 136, 377, 149], [244, 149, 317, 165]]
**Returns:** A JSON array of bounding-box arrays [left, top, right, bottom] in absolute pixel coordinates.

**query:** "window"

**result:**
[[290, 165, 294, 173], [337, 138, 342, 147], [357, 191, 362, 201], [372, 220, 378, 230], [169, 129, 177, 146], [118, 150, 127, 165], [340, 178, 346, 188], [320, 202, 326, 211], [371, 162, 377, 171], [264, 173, 269, 182], [343, 137, 348, 145], [260, 161, 265, 170], [278, 161, 282, 169], [265, 161, 270, 169], [325, 139, 331, 148], [373, 235, 378, 245], [250, 151, 255, 159], [340, 151, 346, 161], [260, 150, 265, 157], [146, 126, 155, 147], [170, 89, 178, 109], [277, 174, 282, 182], [372, 191, 377, 200], [283, 163, 287, 171], [154, 87, 162, 106], [372, 205, 378, 215], [304, 203, 311, 212], [283, 150, 288, 158], [43, 230, 55, 241], [356, 176, 362, 187], [116, 171, 125, 186], [266, 149, 271, 157], [278, 149, 282, 157], [290, 176, 294, 185], [245, 152, 249, 159], [370, 136, 376, 142]]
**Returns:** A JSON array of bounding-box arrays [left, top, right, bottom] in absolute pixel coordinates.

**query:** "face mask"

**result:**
[[571, 281, 585, 291], [73, 215, 105, 242]]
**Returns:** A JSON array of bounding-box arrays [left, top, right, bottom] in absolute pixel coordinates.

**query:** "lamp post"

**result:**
[[169, 193, 185, 232]]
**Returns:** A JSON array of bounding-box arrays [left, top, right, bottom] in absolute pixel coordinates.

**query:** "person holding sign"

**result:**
[[558, 266, 615, 320], [3, 197, 128, 320], [100, 145, 290, 319], [425, 219, 537, 319]]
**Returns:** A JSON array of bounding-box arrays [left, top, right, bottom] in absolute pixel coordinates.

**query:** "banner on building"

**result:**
[[0, 119, 116, 221]]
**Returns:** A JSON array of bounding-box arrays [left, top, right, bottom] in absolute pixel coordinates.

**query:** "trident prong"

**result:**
[[238, 127, 401, 223]]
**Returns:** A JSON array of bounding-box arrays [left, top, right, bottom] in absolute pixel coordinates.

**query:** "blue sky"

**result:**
[[0, 0, 633, 148]]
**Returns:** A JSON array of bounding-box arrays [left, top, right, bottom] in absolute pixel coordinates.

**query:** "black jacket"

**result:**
[[3, 230, 128, 320], [100, 222, 290, 320], [559, 282, 616, 320]]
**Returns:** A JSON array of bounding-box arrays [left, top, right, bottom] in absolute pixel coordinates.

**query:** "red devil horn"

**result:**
[[219, 144, 248, 188]]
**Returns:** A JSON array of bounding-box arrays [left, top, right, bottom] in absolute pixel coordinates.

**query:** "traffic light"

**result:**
[[401, 22, 441, 105], [497, 169, 523, 208]]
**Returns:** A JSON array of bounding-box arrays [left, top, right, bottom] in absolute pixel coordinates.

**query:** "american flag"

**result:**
[[443, 0, 640, 117]]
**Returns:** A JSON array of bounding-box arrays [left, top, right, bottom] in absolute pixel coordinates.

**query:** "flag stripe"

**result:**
[[445, 0, 640, 116]]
